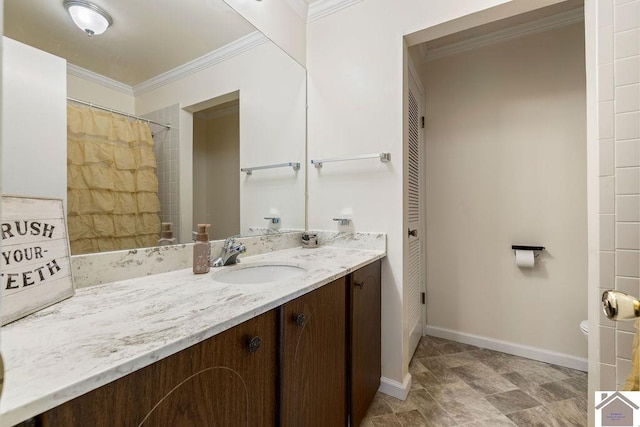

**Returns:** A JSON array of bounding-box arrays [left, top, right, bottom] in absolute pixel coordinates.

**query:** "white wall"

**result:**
[[2, 37, 67, 205], [67, 74, 135, 114], [223, 0, 306, 66], [136, 41, 306, 242], [306, 0, 574, 397], [422, 23, 587, 360]]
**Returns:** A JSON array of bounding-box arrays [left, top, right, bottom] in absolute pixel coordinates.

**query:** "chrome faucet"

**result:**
[[211, 237, 246, 267]]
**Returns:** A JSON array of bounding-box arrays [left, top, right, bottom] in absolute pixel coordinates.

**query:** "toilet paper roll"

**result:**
[[515, 249, 535, 268]]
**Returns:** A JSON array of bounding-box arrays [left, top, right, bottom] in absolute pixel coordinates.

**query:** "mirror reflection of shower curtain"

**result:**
[[67, 104, 161, 254], [622, 319, 640, 391]]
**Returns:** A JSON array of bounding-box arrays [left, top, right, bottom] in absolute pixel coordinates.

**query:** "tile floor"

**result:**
[[362, 335, 588, 426]]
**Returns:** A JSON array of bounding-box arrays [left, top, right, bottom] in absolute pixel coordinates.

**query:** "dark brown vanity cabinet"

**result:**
[[35, 260, 382, 427], [39, 310, 278, 427], [280, 276, 347, 427], [279, 259, 382, 427], [349, 259, 382, 427]]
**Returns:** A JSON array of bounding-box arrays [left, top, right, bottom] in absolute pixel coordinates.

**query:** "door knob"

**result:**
[[602, 290, 640, 320], [408, 229, 418, 238]]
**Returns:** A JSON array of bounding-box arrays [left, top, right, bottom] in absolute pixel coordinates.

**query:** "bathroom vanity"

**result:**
[[0, 238, 384, 426]]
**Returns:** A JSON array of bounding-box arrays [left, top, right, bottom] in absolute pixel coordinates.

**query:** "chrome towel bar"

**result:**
[[311, 152, 390, 168], [241, 162, 301, 175]]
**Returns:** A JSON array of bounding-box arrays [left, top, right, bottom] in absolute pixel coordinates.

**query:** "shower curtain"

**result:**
[[67, 104, 161, 254]]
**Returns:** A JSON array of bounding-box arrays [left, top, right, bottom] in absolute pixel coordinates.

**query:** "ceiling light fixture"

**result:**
[[63, 0, 113, 36]]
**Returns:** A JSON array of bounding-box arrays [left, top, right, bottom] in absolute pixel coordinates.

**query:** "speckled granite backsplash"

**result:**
[[70, 231, 386, 289], [71, 231, 304, 288]]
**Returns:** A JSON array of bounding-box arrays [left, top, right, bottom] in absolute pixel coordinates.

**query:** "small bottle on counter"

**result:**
[[193, 224, 211, 274], [158, 222, 176, 246]]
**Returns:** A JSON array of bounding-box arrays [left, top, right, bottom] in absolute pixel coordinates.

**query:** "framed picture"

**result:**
[[1, 196, 75, 325]]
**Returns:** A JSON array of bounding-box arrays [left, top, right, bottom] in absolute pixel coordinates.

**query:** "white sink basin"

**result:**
[[211, 263, 306, 284]]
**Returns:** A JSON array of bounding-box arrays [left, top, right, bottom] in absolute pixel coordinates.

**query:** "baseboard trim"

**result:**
[[378, 373, 412, 401], [425, 325, 588, 372]]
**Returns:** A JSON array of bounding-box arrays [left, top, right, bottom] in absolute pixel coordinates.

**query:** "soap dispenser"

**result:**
[[158, 222, 176, 246], [193, 224, 211, 274]]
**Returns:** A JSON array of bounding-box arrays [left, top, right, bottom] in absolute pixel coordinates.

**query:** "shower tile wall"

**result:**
[[598, 0, 640, 390], [143, 104, 181, 242]]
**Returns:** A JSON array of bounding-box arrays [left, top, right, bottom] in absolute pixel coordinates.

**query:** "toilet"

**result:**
[[580, 320, 589, 340]]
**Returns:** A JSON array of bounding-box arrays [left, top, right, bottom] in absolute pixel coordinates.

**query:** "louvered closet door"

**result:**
[[406, 68, 423, 359]]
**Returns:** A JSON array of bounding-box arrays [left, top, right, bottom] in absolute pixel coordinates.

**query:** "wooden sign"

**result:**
[[1, 196, 74, 325]]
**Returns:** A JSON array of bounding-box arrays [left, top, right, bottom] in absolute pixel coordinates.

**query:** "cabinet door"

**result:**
[[280, 278, 347, 427], [350, 260, 381, 427], [40, 310, 277, 427]]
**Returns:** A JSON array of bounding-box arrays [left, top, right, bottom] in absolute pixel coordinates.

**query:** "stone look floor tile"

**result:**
[[370, 414, 403, 427], [361, 418, 376, 427], [460, 414, 517, 426], [539, 377, 585, 402], [515, 365, 571, 385], [409, 358, 428, 375], [546, 397, 588, 426], [436, 352, 478, 368], [432, 387, 504, 424], [506, 406, 560, 427], [364, 393, 395, 418], [416, 358, 462, 384], [501, 372, 563, 405], [450, 363, 519, 395], [406, 389, 456, 425], [360, 336, 588, 427], [485, 389, 542, 414], [381, 392, 420, 413], [395, 409, 429, 427]]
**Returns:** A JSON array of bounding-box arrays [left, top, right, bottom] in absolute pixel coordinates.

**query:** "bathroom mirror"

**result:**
[[3, 0, 306, 252]]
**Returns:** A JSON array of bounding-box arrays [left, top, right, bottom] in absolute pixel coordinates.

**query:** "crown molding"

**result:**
[[133, 31, 269, 96], [308, 0, 363, 23], [424, 7, 584, 61], [285, 0, 309, 21], [66, 63, 134, 96]]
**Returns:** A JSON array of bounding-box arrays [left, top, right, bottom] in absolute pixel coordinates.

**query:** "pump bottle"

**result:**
[[193, 224, 211, 274], [158, 222, 176, 246]]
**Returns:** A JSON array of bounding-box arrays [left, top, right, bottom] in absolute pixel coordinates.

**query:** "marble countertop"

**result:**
[[0, 244, 385, 426]]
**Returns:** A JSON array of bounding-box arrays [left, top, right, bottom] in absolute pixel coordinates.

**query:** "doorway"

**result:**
[[192, 98, 240, 240], [406, 3, 588, 368]]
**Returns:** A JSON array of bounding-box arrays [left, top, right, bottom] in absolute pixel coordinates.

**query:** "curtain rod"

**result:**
[[67, 97, 172, 130]]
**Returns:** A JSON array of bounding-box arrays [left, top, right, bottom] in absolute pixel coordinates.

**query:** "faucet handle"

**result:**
[[224, 236, 236, 246]]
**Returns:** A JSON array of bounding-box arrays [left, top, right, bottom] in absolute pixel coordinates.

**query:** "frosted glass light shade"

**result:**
[[63, 0, 112, 36]]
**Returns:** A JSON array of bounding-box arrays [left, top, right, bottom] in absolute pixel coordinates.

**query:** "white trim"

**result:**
[[285, 0, 308, 21], [425, 325, 588, 372], [133, 31, 269, 96], [308, 0, 363, 22], [194, 104, 239, 120], [66, 63, 133, 96], [378, 373, 412, 401], [424, 7, 584, 61]]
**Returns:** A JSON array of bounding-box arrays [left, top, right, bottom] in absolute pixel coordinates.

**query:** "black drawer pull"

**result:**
[[295, 313, 306, 327], [248, 336, 262, 353], [354, 281, 364, 289]]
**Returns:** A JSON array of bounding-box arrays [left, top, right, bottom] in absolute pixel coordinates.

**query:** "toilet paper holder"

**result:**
[[511, 245, 545, 257]]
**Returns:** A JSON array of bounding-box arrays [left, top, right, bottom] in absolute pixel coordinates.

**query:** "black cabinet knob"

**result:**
[[248, 336, 261, 353], [295, 313, 306, 327], [354, 281, 364, 289]]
